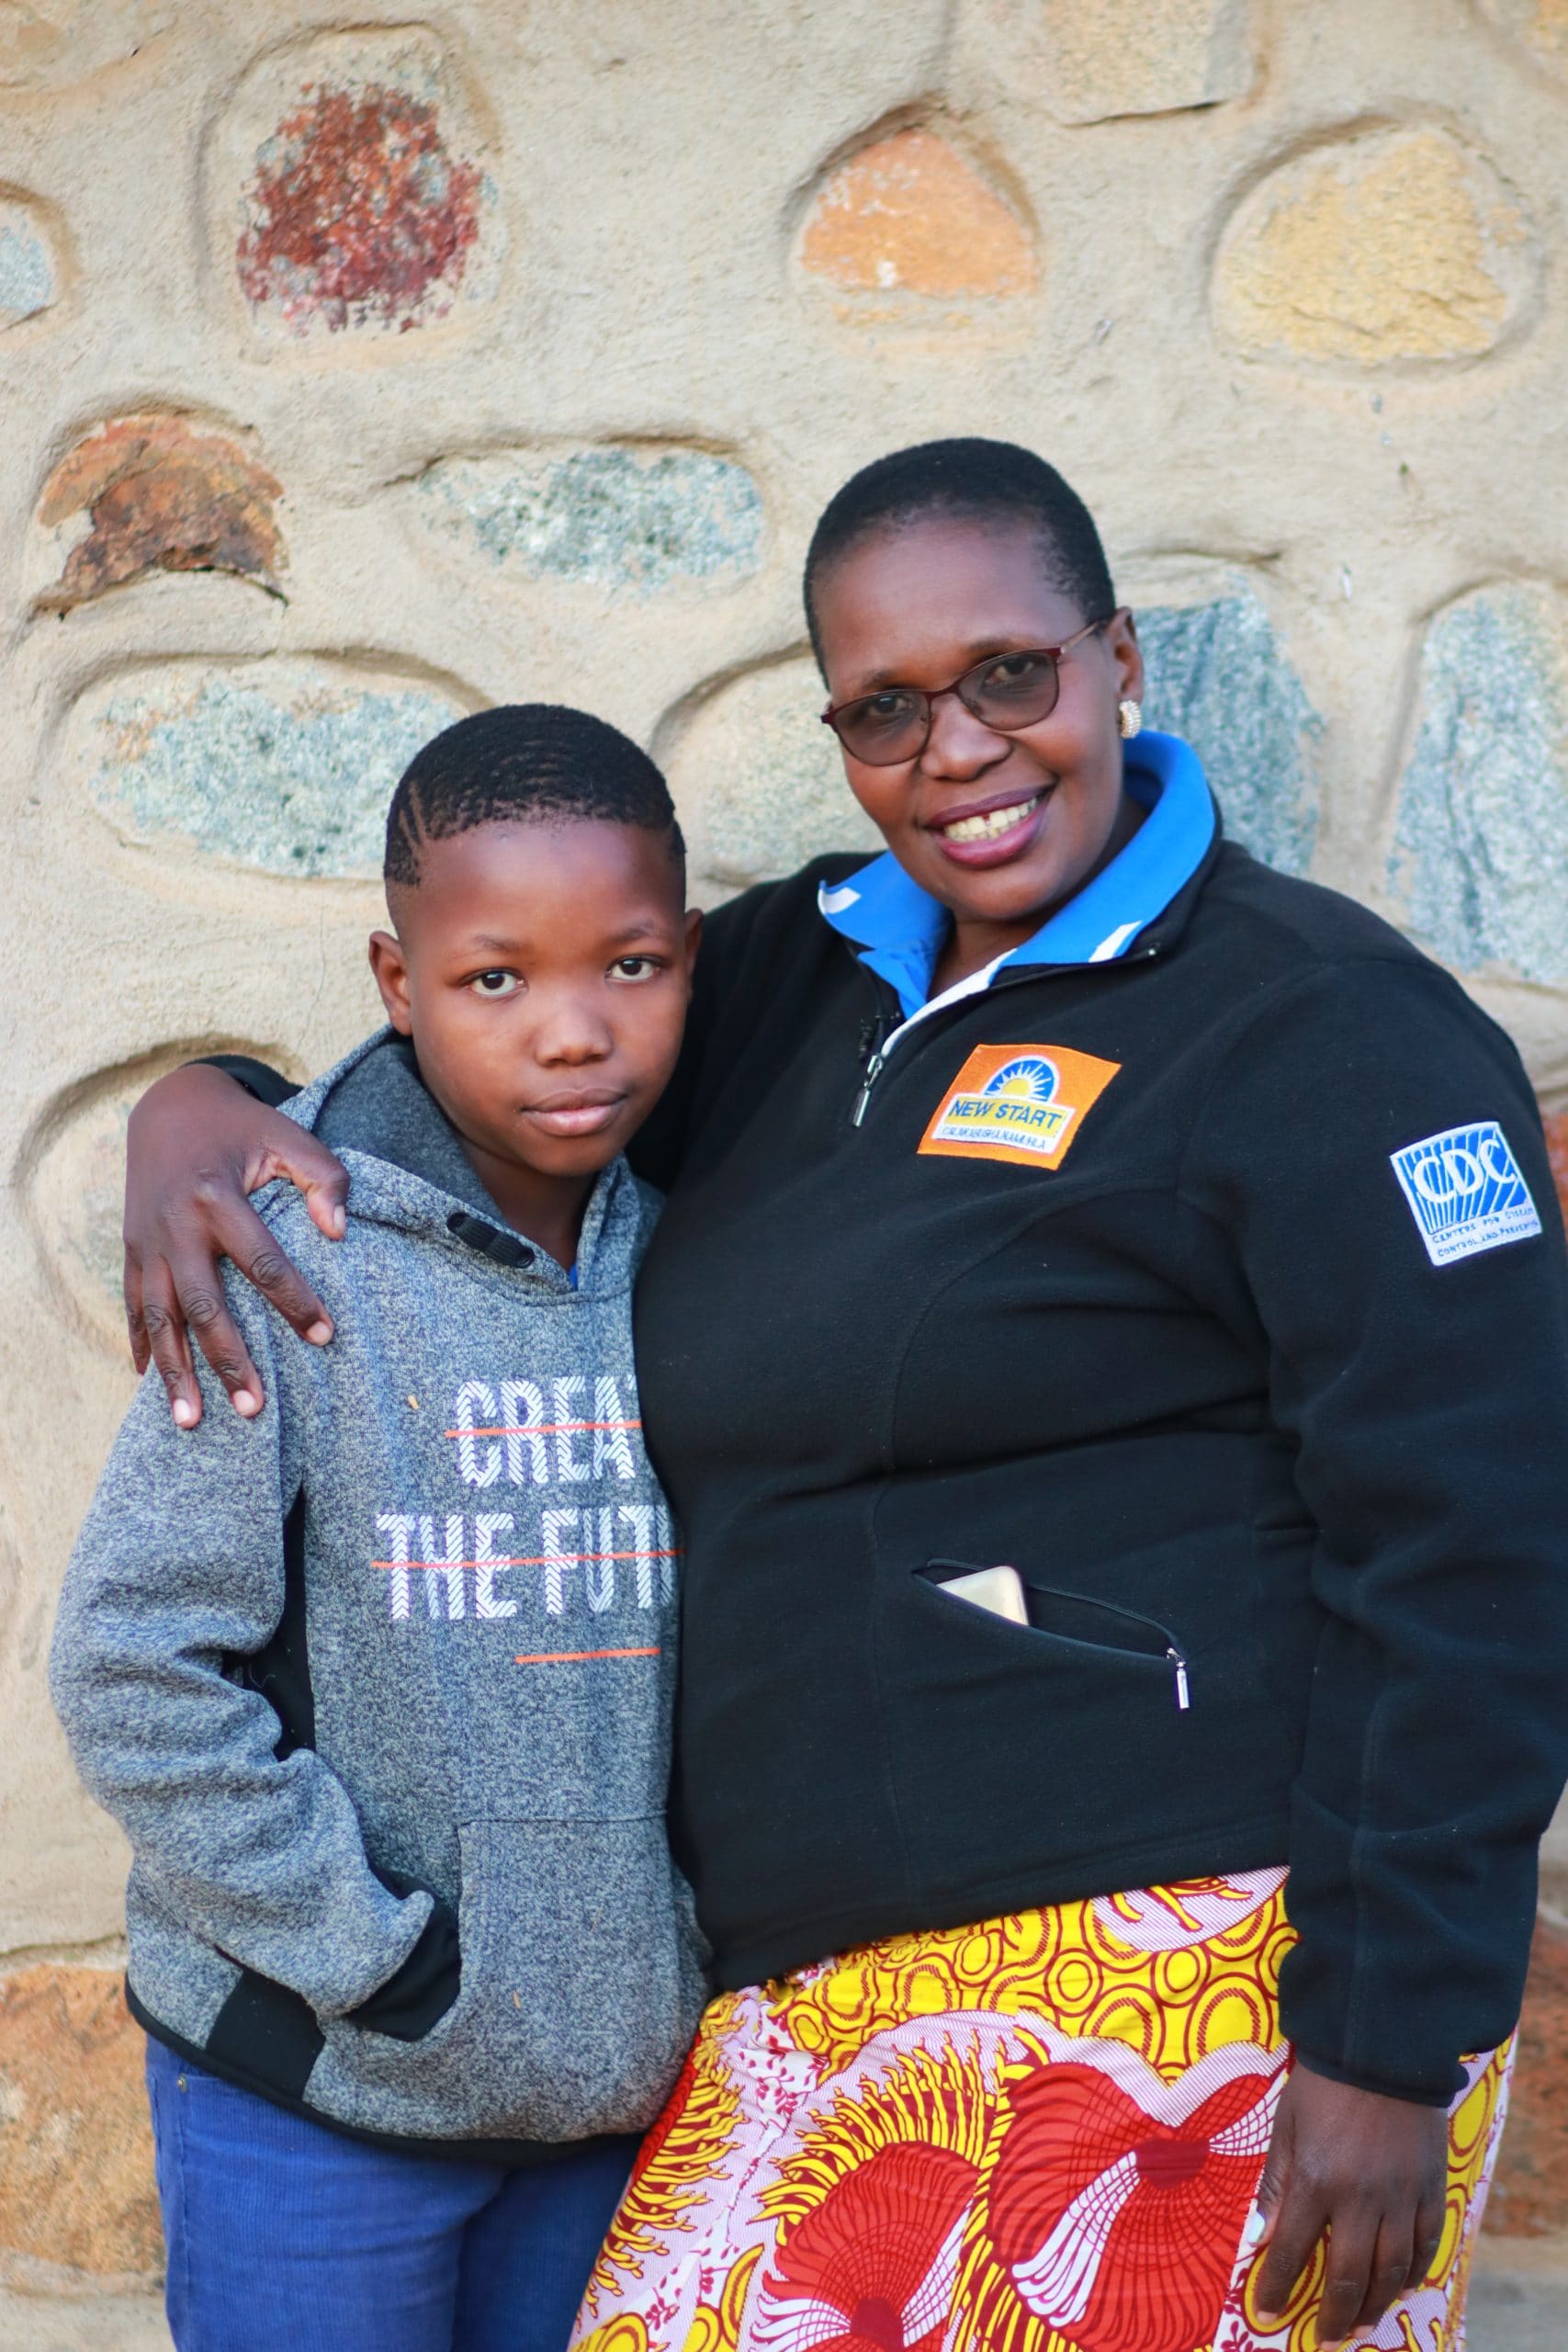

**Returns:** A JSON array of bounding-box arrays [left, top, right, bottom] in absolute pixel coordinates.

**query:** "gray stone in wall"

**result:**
[[0, 198, 57, 327], [29, 1078, 158, 1347], [666, 654, 882, 889], [1138, 591, 1322, 874], [1389, 582, 1568, 986], [416, 447, 763, 593], [77, 660, 472, 878]]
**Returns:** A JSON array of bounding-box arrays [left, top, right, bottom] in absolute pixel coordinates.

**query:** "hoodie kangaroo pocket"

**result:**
[[306, 1817, 707, 2143]]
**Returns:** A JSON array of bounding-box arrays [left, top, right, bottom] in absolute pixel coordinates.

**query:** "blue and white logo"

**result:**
[[983, 1057, 1058, 1102], [1390, 1122, 1542, 1267]]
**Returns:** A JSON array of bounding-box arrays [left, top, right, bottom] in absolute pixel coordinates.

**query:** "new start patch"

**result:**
[[919, 1044, 1121, 1170]]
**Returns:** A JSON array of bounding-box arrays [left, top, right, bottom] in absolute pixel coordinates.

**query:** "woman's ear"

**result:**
[[368, 930, 414, 1035], [1104, 608, 1145, 706], [681, 906, 704, 980]]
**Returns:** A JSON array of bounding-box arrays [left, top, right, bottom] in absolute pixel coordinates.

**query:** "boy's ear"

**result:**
[[368, 930, 414, 1035], [682, 907, 703, 977]]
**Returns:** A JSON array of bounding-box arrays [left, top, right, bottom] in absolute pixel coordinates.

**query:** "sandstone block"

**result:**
[[799, 128, 1035, 313], [0, 194, 58, 328], [0, 1, 169, 89], [1137, 590, 1321, 874], [415, 447, 762, 594], [1037, 0, 1250, 123], [1389, 583, 1568, 986], [0, 1965, 159, 2279], [1214, 127, 1536, 368], [664, 657, 882, 894], [1480, 0, 1568, 84], [215, 27, 502, 344], [67, 657, 475, 878], [36, 416, 283, 611]]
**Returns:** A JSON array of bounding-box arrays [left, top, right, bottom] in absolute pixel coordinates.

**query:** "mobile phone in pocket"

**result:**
[[941, 1565, 1029, 1626]]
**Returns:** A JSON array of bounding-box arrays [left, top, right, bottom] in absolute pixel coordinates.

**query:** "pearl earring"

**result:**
[[1118, 698, 1142, 741]]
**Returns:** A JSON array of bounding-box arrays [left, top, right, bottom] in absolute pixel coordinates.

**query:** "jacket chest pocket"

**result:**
[[920, 1560, 1190, 1713]]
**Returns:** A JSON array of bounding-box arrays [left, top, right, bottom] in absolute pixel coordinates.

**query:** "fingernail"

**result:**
[[306, 1319, 333, 1346], [232, 1389, 260, 1417], [1242, 2208, 1269, 2250], [330, 1205, 346, 1237], [172, 1398, 196, 1429]]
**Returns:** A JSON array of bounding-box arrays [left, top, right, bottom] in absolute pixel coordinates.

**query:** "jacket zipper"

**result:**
[[851, 1012, 897, 1126], [847, 943, 1163, 1125], [1168, 1646, 1190, 1712]]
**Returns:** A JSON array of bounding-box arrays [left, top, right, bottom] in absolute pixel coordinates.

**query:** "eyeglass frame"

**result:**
[[818, 613, 1120, 765]]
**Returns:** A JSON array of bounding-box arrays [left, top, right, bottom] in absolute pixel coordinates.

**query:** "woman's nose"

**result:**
[[919, 687, 1010, 779]]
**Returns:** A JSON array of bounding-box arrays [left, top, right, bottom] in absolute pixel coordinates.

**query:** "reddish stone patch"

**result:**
[[800, 129, 1036, 304], [1486, 1918, 1568, 2235], [237, 82, 482, 333], [1542, 1109, 1568, 1234], [0, 1965, 160, 2275], [38, 415, 283, 609]]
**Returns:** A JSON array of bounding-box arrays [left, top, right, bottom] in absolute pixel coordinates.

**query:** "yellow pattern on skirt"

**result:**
[[571, 1870, 1511, 2352]]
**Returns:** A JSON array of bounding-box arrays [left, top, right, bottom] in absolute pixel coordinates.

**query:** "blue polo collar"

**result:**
[[816, 730, 1216, 1020]]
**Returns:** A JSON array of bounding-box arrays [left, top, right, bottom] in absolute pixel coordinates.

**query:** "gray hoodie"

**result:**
[[51, 1030, 707, 2155]]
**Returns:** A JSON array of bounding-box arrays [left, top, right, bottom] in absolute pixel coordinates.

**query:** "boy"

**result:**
[[51, 706, 708, 2352]]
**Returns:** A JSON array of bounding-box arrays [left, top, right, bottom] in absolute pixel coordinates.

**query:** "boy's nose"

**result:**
[[532, 1000, 615, 1063]]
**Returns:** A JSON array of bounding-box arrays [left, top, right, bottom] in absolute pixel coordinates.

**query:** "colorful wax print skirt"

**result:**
[[570, 1870, 1511, 2352]]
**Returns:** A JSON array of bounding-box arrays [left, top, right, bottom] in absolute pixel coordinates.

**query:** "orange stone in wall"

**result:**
[[0, 1965, 160, 2279], [799, 129, 1035, 305], [37, 415, 283, 611]]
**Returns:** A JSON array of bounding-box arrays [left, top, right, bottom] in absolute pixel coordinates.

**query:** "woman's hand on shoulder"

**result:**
[[123, 1064, 350, 1429], [1253, 2063, 1448, 2348]]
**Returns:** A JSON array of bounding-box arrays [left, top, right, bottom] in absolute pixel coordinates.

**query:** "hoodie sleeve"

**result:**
[[50, 1257, 432, 2020], [1179, 956, 1568, 2103]]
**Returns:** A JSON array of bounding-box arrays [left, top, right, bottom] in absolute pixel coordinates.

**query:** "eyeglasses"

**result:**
[[820, 616, 1114, 767]]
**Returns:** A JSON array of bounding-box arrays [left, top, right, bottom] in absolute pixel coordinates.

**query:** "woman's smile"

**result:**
[[926, 781, 1055, 865]]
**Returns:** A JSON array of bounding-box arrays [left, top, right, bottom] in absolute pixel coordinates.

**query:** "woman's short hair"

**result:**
[[803, 437, 1116, 672], [385, 704, 682, 889]]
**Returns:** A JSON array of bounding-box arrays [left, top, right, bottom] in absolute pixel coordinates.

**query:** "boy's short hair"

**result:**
[[385, 704, 684, 889], [802, 437, 1116, 673]]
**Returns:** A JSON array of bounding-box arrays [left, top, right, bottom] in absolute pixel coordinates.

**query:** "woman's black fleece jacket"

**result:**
[[218, 832, 1568, 2108], [630, 835, 1568, 2108]]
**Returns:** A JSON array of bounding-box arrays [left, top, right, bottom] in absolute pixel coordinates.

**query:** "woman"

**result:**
[[119, 441, 1568, 2352]]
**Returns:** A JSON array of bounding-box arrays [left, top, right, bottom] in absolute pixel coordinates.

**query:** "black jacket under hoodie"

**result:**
[[220, 834, 1568, 2109], [625, 836, 1568, 2108]]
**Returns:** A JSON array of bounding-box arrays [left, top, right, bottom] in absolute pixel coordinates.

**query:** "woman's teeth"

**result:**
[[939, 794, 1041, 844]]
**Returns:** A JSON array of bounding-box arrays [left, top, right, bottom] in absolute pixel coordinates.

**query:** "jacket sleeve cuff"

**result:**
[[194, 1055, 299, 1110], [344, 1900, 461, 2041], [1290, 2045, 1455, 2110]]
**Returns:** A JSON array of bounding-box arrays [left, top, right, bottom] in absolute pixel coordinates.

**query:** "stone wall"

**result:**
[[4, 0, 1568, 2299]]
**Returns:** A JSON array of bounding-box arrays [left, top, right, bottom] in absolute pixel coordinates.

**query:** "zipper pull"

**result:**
[[852, 1047, 887, 1126], [1167, 1646, 1190, 1712]]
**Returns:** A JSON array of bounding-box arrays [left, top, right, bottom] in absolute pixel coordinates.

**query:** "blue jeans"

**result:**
[[145, 2039, 635, 2352]]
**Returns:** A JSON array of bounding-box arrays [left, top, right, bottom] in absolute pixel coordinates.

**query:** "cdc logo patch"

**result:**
[[1390, 1122, 1542, 1267]]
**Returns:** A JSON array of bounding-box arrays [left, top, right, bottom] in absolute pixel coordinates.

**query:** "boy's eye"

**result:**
[[609, 956, 661, 982], [469, 969, 521, 998]]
